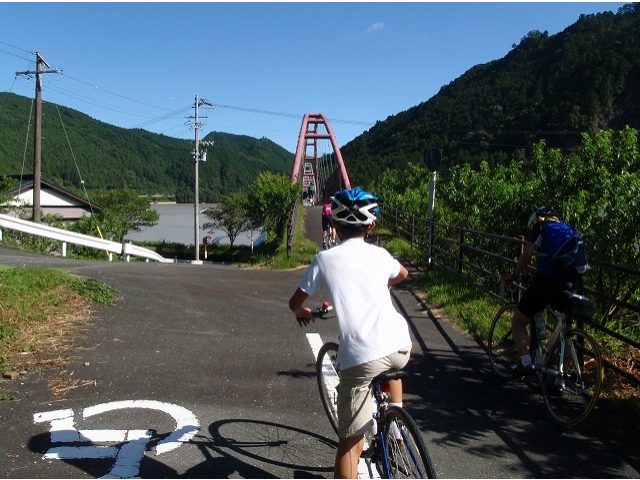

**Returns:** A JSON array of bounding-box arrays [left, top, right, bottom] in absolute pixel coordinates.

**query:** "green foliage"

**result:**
[[0, 176, 18, 207], [343, 6, 640, 188], [82, 190, 159, 242], [253, 201, 318, 270], [70, 278, 116, 305], [245, 171, 300, 242], [0, 92, 292, 203], [381, 127, 640, 336], [203, 192, 253, 248]]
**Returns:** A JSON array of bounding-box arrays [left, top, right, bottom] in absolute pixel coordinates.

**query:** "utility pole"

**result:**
[[16, 52, 59, 223], [190, 95, 213, 262]]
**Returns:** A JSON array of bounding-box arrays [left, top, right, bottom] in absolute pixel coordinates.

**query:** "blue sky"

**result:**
[[1, 2, 627, 154]]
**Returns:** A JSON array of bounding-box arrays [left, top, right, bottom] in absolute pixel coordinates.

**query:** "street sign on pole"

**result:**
[[424, 148, 442, 267], [424, 148, 442, 172]]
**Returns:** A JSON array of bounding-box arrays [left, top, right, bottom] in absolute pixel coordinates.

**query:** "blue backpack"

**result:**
[[546, 229, 589, 278]]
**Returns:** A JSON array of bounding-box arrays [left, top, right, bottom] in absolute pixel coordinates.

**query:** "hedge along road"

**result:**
[[0, 243, 637, 479]]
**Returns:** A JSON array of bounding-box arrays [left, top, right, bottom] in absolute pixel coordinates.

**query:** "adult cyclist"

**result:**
[[289, 188, 411, 478], [503, 206, 583, 377], [321, 197, 336, 249]]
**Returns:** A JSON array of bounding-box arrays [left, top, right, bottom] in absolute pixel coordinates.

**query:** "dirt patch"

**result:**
[[1, 294, 96, 398]]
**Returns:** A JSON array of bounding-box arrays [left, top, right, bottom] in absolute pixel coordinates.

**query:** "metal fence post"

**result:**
[[457, 228, 465, 274]]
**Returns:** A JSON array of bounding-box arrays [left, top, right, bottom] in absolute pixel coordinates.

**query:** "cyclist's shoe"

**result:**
[[511, 363, 536, 378], [545, 377, 565, 397]]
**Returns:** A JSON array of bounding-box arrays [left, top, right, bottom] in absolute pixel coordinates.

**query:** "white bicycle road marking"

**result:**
[[34, 399, 199, 479], [305, 333, 380, 479]]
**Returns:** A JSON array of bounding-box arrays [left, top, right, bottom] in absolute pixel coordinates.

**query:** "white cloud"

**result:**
[[365, 22, 384, 33]]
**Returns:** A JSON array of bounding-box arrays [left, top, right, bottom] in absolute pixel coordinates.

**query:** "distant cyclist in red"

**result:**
[[322, 197, 336, 248]]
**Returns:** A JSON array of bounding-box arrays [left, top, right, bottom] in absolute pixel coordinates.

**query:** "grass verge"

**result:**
[[0, 267, 116, 401]]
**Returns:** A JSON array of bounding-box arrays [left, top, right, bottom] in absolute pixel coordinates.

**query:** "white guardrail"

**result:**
[[0, 213, 173, 263]]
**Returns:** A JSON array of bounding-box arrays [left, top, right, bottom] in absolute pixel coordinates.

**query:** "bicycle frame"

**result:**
[[531, 306, 585, 387], [489, 280, 603, 426]]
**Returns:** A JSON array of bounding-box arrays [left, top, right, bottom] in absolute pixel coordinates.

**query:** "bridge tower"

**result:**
[[291, 113, 351, 204]]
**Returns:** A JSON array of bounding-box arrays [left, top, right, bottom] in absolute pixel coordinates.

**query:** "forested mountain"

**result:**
[[342, 3, 640, 187], [0, 92, 292, 203]]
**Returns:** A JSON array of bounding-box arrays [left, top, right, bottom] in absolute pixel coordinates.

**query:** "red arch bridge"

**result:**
[[290, 113, 351, 205]]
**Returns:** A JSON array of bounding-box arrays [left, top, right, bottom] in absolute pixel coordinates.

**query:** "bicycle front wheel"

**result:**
[[316, 341, 340, 435], [380, 406, 437, 478], [488, 303, 519, 378], [542, 329, 604, 427]]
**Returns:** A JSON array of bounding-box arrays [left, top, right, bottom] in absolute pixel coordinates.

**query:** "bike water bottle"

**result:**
[[534, 312, 547, 340]]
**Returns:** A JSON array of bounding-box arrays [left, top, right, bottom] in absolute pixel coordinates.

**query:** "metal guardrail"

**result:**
[[381, 206, 640, 385], [0, 213, 173, 263]]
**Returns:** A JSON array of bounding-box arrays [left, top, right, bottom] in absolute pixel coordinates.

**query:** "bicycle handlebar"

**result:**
[[297, 302, 334, 323]]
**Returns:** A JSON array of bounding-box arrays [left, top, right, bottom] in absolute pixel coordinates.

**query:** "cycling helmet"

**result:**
[[331, 188, 380, 226], [527, 206, 560, 230]]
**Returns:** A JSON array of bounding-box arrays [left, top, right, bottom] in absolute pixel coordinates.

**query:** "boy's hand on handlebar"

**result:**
[[295, 308, 315, 327], [502, 272, 519, 283]]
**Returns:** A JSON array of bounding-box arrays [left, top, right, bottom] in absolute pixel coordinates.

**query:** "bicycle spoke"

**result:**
[[542, 329, 603, 427], [382, 407, 436, 478]]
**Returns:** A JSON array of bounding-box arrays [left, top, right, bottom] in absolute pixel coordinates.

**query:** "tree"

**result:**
[[84, 190, 159, 242], [245, 172, 299, 242], [203, 192, 252, 248], [0, 176, 18, 211]]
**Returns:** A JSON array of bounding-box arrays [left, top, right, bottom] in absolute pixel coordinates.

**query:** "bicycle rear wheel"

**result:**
[[316, 342, 340, 435], [542, 329, 604, 427], [488, 303, 519, 378], [380, 406, 437, 478]]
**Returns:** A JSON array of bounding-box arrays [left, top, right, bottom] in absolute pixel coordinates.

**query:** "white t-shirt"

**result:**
[[298, 237, 412, 370]]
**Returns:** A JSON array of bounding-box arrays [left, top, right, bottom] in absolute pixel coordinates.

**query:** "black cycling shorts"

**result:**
[[517, 274, 571, 318], [322, 215, 332, 231]]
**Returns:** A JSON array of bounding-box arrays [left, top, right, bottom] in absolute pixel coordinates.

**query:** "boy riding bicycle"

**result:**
[[289, 188, 412, 478]]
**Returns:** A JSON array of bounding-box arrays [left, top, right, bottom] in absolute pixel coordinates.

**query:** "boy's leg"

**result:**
[[334, 434, 364, 479], [388, 378, 403, 404]]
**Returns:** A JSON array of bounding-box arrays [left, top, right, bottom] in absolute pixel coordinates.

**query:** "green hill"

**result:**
[[342, 4, 640, 187], [0, 92, 292, 203]]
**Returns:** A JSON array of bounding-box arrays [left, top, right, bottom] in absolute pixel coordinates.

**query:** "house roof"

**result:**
[[3, 174, 102, 216]]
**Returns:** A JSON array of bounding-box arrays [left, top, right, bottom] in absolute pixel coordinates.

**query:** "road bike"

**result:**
[[487, 274, 604, 426], [309, 306, 437, 478], [323, 225, 337, 250]]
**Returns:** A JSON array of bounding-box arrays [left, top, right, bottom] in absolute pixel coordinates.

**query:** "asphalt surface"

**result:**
[[0, 207, 638, 479]]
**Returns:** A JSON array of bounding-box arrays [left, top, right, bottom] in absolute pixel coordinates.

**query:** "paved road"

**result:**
[[0, 220, 638, 478]]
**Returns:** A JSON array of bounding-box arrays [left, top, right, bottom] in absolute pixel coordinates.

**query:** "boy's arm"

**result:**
[[514, 241, 536, 278], [388, 263, 409, 289], [289, 288, 315, 327]]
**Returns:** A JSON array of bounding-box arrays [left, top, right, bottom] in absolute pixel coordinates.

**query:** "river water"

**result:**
[[126, 203, 261, 246]]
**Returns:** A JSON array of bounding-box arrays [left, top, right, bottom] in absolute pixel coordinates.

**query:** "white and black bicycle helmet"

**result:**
[[527, 206, 560, 230], [331, 188, 380, 226]]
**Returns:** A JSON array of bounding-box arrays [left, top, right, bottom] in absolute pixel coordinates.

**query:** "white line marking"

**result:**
[[83, 399, 199, 454], [34, 399, 200, 479]]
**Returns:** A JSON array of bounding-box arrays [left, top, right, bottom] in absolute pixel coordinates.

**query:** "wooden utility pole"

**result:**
[[16, 52, 59, 223]]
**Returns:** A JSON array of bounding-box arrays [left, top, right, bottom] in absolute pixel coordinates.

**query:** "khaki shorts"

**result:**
[[337, 347, 411, 438]]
